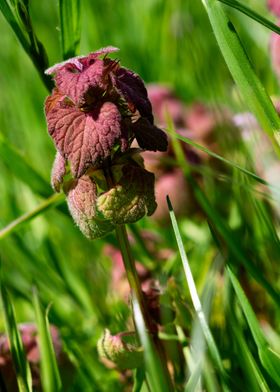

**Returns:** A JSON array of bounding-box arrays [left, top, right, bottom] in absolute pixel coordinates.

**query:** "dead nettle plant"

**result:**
[[44, 46, 173, 389]]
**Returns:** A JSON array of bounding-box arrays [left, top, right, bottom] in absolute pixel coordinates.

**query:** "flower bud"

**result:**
[[66, 176, 114, 239], [97, 329, 143, 369], [97, 164, 157, 224]]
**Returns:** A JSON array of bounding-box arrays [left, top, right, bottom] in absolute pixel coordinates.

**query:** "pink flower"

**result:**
[[267, 0, 280, 17], [270, 24, 280, 80], [0, 323, 70, 390]]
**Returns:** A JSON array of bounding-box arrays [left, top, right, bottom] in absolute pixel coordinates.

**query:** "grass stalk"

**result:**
[[0, 193, 65, 240], [115, 224, 173, 392]]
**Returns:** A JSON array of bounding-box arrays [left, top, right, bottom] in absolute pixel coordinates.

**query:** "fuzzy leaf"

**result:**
[[51, 151, 67, 192], [45, 46, 119, 75], [53, 59, 116, 105], [133, 117, 168, 152], [67, 176, 114, 238], [97, 165, 157, 224], [115, 67, 154, 123], [45, 93, 122, 177]]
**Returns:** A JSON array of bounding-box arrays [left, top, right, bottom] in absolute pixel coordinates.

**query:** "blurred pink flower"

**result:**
[[270, 24, 280, 79], [0, 323, 69, 391], [145, 84, 220, 222], [267, 0, 280, 17]]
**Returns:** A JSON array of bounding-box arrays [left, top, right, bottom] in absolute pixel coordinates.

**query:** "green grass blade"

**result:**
[[0, 0, 30, 52], [228, 267, 280, 386], [0, 133, 52, 198], [33, 289, 62, 392], [184, 359, 203, 392], [133, 297, 171, 392], [59, 0, 81, 59], [195, 183, 280, 305], [0, 193, 65, 240], [218, 0, 280, 35], [132, 367, 145, 392], [0, 285, 32, 392], [167, 115, 280, 306], [230, 319, 270, 392], [201, 0, 280, 153], [166, 196, 229, 390], [167, 130, 276, 190], [0, 0, 52, 90]]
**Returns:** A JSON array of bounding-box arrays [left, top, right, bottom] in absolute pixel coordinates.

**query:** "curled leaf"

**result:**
[[97, 164, 157, 224]]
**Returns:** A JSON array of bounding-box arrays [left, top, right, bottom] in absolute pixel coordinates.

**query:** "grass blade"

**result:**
[[0, 0, 29, 52], [166, 130, 276, 190], [0, 193, 65, 240], [201, 0, 280, 153], [166, 196, 229, 390], [167, 114, 280, 306], [218, 0, 280, 35], [231, 323, 271, 392], [0, 284, 32, 392], [0, 133, 52, 198], [59, 0, 81, 59], [0, 0, 52, 90], [32, 288, 62, 392], [133, 297, 171, 392], [228, 267, 280, 386]]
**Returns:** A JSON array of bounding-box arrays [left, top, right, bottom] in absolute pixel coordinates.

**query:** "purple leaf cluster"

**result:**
[[45, 47, 167, 178], [45, 48, 166, 238]]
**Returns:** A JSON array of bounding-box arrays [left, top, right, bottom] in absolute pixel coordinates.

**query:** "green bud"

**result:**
[[97, 164, 157, 224], [97, 329, 143, 369]]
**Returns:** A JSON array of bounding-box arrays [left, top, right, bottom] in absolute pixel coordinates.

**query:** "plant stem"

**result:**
[[115, 225, 154, 331], [115, 224, 174, 391]]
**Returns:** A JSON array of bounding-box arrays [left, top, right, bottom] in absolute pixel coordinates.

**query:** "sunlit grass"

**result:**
[[0, 0, 280, 390]]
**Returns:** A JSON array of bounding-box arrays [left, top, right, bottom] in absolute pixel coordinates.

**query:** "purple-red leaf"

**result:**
[[132, 118, 168, 152], [45, 92, 122, 177], [45, 46, 119, 75], [51, 151, 67, 192], [115, 67, 154, 123]]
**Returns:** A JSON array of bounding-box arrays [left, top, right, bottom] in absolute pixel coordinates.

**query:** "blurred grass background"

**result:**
[[1, 0, 280, 390]]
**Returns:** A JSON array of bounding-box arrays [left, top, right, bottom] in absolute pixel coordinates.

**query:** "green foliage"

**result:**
[[59, 0, 81, 59], [201, 0, 280, 153], [1, 0, 280, 390], [0, 284, 32, 392], [33, 289, 62, 392]]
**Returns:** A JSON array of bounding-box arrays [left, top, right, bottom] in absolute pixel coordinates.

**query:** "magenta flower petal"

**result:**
[[45, 91, 122, 177]]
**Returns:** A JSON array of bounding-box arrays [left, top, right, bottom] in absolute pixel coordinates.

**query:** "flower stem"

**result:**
[[115, 224, 174, 391]]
